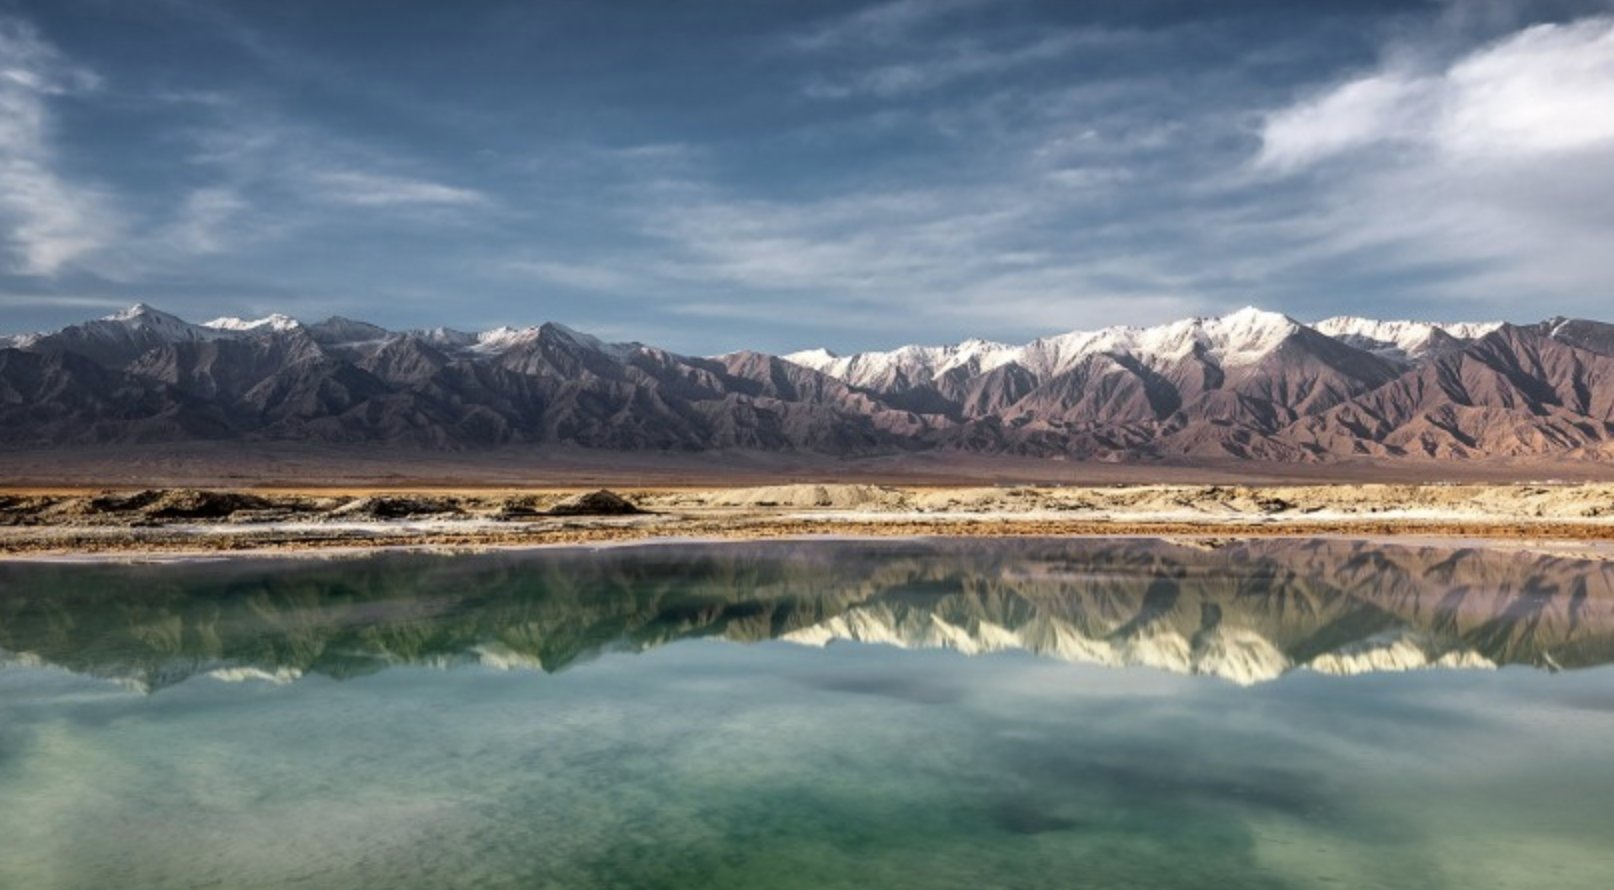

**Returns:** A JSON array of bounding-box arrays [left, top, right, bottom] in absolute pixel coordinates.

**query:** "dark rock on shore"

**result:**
[[331, 496, 467, 520], [546, 490, 643, 516]]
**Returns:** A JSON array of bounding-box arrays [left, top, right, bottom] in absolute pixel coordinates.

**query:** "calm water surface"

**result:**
[[1, 538, 1612, 889]]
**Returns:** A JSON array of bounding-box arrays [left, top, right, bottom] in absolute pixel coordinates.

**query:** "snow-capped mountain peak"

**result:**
[[1031, 307, 1300, 372], [1196, 306, 1301, 367], [107, 302, 200, 330], [783, 306, 1510, 389], [1314, 316, 1503, 360], [784, 337, 1021, 389], [782, 347, 838, 367], [202, 313, 303, 333], [446, 321, 637, 360], [471, 325, 536, 352], [88, 303, 234, 344]]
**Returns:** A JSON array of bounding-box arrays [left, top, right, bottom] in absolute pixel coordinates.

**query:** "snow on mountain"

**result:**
[[202, 313, 303, 333], [1313, 316, 1502, 361], [783, 307, 1519, 391], [1021, 306, 1302, 377], [420, 326, 478, 349], [306, 316, 391, 345], [102, 303, 230, 340], [0, 305, 1503, 378], [468, 326, 535, 353], [784, 337, 1021, 390], [462, 322, 637, 360], [18, 303, 242, 366], [0, 304, 647, 362], [786, 307, 1308, 389], [20, 302, 1611, 458]]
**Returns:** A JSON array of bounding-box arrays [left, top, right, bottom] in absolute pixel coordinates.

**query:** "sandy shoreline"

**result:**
[[4, 482, 1614, 559]]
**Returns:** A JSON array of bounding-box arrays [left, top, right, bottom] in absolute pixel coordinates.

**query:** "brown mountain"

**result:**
[[2, 304, 1612, 463]]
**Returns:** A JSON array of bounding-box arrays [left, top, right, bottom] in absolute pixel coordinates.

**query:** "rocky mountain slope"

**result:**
[[4, 303, 1613, 462]]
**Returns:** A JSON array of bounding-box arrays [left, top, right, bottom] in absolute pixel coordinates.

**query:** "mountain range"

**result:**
[[5, 303, 1614, 462]]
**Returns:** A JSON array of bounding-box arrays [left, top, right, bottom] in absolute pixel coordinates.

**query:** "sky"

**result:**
[[1, 0, 1613, 354]]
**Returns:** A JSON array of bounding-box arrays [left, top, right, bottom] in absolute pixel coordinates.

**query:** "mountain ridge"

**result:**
[[5, 303, 1614, 463]]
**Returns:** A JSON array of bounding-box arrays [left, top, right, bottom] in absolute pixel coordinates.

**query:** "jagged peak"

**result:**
[[108, 302, 157, 321], [104, 302, 187, 325], [450, 321, 637, 361], [417, 326, 476, 350], [536, 321, 638, 359], [308, 316, 390, 343]]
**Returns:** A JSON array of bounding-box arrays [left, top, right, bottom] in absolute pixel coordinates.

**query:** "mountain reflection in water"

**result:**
[[4, 538, 1612, 689]]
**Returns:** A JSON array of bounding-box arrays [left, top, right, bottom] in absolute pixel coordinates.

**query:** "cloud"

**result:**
[[791, 0, 994, 51], [641, 183, 1026, 292], [151, 108, 493, 259], [619, 171, 1213, 341], [1258, 16, 1614, 169], [159, 187, 250, 255], [309, 169, 488, 208], [804, 31, 1123, 100], [502, 259, 646, 292], [0, 19, 120, 275], [791, 0, 1147, 103], [1255, 73, 1436, 171], [1248, 15, 1614, 313], [0, 293, 129, 310], [1440, 16, 1614, 156], [174, 105, 491, 217]]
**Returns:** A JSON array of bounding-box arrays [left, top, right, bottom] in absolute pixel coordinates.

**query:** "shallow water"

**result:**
[[2, 538, 1612, 889]]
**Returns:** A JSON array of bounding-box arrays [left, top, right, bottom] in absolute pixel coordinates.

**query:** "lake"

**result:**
[[2, 538, 1612, 889]]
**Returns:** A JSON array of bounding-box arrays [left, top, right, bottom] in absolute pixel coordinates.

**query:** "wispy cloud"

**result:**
[[616, 170, 1214, 340], [0, 18, 120, 275], [501, 259, 647, 293], [791, 0, 995, 51], [158, 187, 250, 255], [159, 106, 494, 251], [309, 169, 488, 208], [793, 0, 1147, 102], [0, 293, 130, 310], [803, 30, 1129, 100]]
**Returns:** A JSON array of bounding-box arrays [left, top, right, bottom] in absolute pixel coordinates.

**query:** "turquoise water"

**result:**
[[2, 538, 1612, 889]]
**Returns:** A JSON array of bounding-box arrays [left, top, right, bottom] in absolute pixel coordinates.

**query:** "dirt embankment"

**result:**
[[644, 482, 1614, 520], [3, 482, 1613, 557]]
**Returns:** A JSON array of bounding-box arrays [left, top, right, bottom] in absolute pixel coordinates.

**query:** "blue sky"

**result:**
[[2, 0, 1613, 354]]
